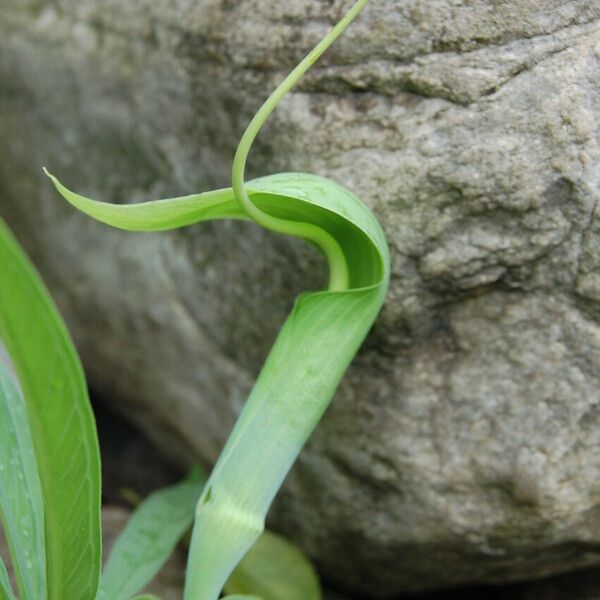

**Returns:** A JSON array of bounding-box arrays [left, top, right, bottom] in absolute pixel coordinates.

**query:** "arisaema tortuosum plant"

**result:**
[[43, 0, 389, 598]]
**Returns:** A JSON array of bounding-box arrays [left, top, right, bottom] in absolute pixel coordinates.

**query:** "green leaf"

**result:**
[[0, 554, 16, 600], [224, 531, 320, 600], [130, 595, 161, 600], [0, 217, 102, 600], [97, 467, 205, 600], [0, 362, 46, 600]]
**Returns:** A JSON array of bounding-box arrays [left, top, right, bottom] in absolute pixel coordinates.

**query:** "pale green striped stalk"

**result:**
[[45, 1, 388, 598]]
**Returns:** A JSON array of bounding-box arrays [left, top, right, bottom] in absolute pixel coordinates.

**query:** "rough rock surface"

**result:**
[[1, 0, 600, 596]]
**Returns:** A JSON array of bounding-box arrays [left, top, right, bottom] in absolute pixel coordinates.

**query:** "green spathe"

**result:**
[[45, 161, 388, 600], [44, 0, 387, 598]]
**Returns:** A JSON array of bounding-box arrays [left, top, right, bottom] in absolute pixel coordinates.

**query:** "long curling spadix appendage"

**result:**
[[231, 0, 371, 292], [44, 1, 388, 599]]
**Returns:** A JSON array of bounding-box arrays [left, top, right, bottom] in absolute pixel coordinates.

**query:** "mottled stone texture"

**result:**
[[1, 1, 600, 597]]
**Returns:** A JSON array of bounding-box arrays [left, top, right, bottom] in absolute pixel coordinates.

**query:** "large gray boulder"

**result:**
[[2, 0, 600, 596]]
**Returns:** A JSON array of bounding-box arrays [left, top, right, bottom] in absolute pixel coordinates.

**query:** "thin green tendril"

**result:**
[[232, 0, 369, 292]]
